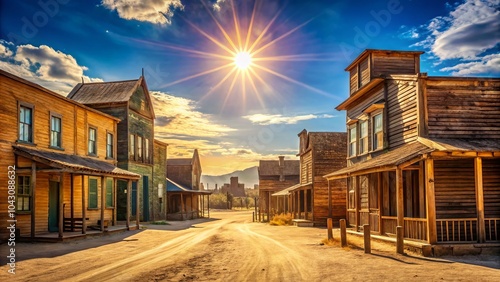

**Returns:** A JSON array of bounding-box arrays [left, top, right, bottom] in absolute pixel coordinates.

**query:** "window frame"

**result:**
[[49, 112, 63, 149], [129, 134, 135, 160], [359, 119, 368, 155], [106, 131, 114, 159], [372, 111, 384, 151], [88, 126, 97, 156], [348, 124, 357, 157], [144, 138, 150, 163], [18, 102, 34, 144], [16, 175, 32, 213], [88, 177, 98, 209], [137, 135, 143, 161], [105, 178, 114, 208]]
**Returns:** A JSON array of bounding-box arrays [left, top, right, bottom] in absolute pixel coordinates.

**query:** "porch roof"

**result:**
[[324, 137, 500, 180], [166, 178, 212, 194], [272, 182, 312, 196], [13, 146, 140, 179]]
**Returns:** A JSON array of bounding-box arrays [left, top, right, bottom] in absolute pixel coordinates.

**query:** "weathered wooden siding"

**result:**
[[426, 78, 500, 139], [360, 57, 370, 87], [90, 106, 128, 162], [153, 141, 167, 220], [483, 158, 500, 219], [371, 52, 417, 77], [386, 76, 418, 148], [167, 165, 193, 189], [350, 67, 358, 95], [434, 159, 477, 219], [130, 86, 153, 118], [300, 151, 313, 184]]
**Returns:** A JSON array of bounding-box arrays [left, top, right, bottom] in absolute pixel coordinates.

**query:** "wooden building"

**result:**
[[0, 70, 140, 242], [258, 156, 300, 221], [220, 176, 246, 197], [152, 139, 168, 221], [166, 149, 211, 220], [325, 49, 500, 254], [68, 75, 159, 222], [276, 131, 347, 226]]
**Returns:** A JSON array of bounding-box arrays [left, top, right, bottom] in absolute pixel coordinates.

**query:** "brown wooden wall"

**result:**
[[434, 159, 477, 219], [371, 52, 417, 77], [300, 151, 313, 184], [425, 78, 500, 139], [167, 165, 193, 189], [483, 158, 500, 219]]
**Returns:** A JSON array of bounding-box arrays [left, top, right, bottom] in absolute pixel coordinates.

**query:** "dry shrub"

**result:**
[[270, 213, 293, 226]]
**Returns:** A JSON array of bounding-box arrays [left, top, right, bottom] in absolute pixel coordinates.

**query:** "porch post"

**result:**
[[58, 173, 64, 238], [268, 191, 271, 220], [355, 176, 360, 232], [304, 190, 308, 220], [113, 178, 117, 226], [30, 162, 36, 241], [181, 193, 185, 220], [100, 176, 105, 231], [82, 175, 86, 235], [377, 173, 382, 234], [70, 173, 74, 231], [126, 180, 131, 229], [328, 180, 332, 218], [425, 158, 437, 244], [396, 168, 404, 228], [474, 157, 485, 243], [207, 194, 210, 218], [418, 161, 426, 218], [136, 180, 140, 229]]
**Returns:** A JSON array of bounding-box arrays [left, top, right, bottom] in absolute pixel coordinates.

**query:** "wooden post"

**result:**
[[475, 157, 485, 243], [377, 173, 382, 234], [418, 161, 425, 218], [207, 194, 210, 218], [267, 191, 271, 221], [396, 226, 404, 254], [327, 218, 333, 240], [328, 180, 332, 218], [304, 190, 308, 220], [70, 173, 74, 231], [31, 162, 36, 241], [113, 178, 117, 226], [181, 193, 185, 220], [425, 159, 437, 244], [100, 176, 105, 231], [340, 219, 347, 247], [364, 224, 371, 254], [396, 168, 404, 228], [136, 181, 140, 229], [82, 175, 86, 235], [126, 180, 131, 229], [58, 173, 64, 239], [355, 176, 360, 231]]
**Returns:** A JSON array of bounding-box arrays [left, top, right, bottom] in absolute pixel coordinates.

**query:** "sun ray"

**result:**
[[251, 18, 314, 57], [230, 0, 243, 50], [252, 53, 339, 62], [182, 16, 237, 56], [160, 63, 234, 88], [245, 68, 266, 108], [200, 0, 239, 53], [200, 66, 239, 102], [244, 0, 259, 51], [252, 63, 336, 98], [222, 69, 240, 110], [247, 9, 282, 54]]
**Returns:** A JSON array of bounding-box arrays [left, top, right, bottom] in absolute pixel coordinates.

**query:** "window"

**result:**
[[50, 115, 62, 148], [106, 178, 113, 208], [359, 120, 368, 154], [137, 135, 143, 161], [88, 127, 97, 155], [106, 132, 114, 159], [348, 177, 355, 210], [349, 125, 357, 157], [373, 113, 383, 150], [145, 138, 150, 163], [17, 176, 31, 212], [88, 178, 98, 209], [19, 105, 33, 142], [129, 134, 135, 159]]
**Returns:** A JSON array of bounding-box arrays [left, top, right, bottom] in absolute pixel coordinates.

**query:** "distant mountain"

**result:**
[[201, 166, 258, 189]]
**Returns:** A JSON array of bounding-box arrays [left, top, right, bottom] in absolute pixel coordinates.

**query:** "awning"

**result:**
[[13, 145, 140, 179], [323, 137, 500, 180], [166, 178, 212, 194], [271, 182, 312, 197]]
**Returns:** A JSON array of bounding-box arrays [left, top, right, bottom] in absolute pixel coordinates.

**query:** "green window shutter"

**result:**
[[106, 178, 113, 207], [89, 178, 98, 208]]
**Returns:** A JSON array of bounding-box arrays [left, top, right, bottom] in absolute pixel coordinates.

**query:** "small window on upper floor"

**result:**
[[359, 120, 368, 154], [88, 127, 97, 156], [50, 114, 62, 148], [106, 132, 114, 159], [349, 125, 357, 157], [129, 134, 135, 159], [19, 104, 33, 143], [373, 113, 384, 151]]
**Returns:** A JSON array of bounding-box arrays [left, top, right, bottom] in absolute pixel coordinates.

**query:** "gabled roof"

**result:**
[[68, 78, 141, 104], [166, 178, 211, 194], [258, 159, 300, 176], [13, 146, 140, 179]]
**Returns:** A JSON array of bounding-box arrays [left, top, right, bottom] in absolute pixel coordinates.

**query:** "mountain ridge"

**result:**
[[201, 166, 258, 189]]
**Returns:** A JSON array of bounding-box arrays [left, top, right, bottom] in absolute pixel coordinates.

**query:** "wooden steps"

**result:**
[[293, 219, 314, 227]]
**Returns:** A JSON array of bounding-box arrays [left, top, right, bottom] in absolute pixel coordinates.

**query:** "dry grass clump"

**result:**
[[270, 213, 293, 226]]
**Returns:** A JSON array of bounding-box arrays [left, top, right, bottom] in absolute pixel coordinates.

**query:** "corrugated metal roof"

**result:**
[[68, 79, 140, 104], [13, 146, 140, 179]]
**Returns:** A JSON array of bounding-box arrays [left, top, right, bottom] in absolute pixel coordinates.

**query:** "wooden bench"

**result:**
[[63, 217, 89, 231]]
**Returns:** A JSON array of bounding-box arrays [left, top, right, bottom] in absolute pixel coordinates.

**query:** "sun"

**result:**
[[234, 51, 252, 70]]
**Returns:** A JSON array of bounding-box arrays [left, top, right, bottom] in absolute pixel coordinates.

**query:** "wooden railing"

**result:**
[[485, 218, 500, 242], [359, 210, 370, 227], [381, 216, 397, 235], [436, 218, 477, 243], [347, 210, 355, 227], [404, 218, 427, 241]]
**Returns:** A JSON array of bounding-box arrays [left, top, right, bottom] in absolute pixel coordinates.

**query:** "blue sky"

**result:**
[[1, 0, 499, 175]]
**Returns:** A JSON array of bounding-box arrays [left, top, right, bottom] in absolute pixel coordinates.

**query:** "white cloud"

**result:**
[[101, 0, 184, 24], [243, 113, 335, 125], [439, 53, 500, 75], [0, 41, 102, 94], [212, 0, 225, 12]]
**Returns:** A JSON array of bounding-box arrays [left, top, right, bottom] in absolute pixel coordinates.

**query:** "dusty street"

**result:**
[[1, 210, 499, 281]]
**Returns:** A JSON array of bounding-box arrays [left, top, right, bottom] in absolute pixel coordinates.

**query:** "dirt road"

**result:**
[[1, 210, 499, 281]]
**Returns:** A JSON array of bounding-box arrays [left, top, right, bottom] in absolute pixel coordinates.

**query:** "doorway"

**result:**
[[48, 181, 59, 232]]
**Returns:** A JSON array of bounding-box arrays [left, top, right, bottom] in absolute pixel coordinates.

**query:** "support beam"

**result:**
[[126, 180, 131, 229], [113, 178, 117, 226], [304, 190, 308, 220], [377, 173, 382, 234], [58, 173, 64, 239], [328, 180, 332, 218], [425, 158, 437, 244], [396, 168, 404, 228], [181, 193, 185, 221], [31, 162, 36, 241], [418, 161, 426, 218], [82, 175, 86, 235], [208, 194, 210, 218], [355, 176, 360, 231], [100, 176, 105, 231], [136, 181, 140, 229], [70, 173, 74, 231], [475, 157, 485, 243]]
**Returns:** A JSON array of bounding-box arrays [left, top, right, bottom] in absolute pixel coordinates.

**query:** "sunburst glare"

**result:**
[[234, 51, 252, 70]]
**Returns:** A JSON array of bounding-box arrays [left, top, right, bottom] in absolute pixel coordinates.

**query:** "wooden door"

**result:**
[[48, 181, 59, 232]]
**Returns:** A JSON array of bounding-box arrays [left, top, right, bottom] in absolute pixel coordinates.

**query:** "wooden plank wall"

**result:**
[[301, 151, 313, 184], [434, 159, 477, 219], [483, 158, 500, 219], [426, 78, 500, 138], [371, 53, 417, 77], [360, 57, 370, 87], [350, 67, 358, 95]]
